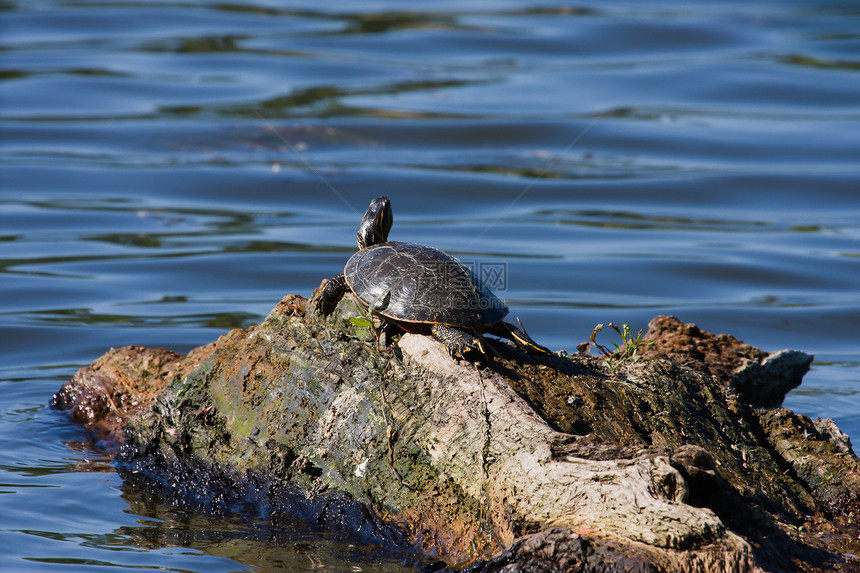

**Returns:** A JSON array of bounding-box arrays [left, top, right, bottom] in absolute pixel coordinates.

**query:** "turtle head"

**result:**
[[356, 196, 392, 249]]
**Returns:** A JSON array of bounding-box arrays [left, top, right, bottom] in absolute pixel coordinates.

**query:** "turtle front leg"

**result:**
[[491, 321, 552, 357], [431, 324, 484, 360], [313, 274, 349, 316]]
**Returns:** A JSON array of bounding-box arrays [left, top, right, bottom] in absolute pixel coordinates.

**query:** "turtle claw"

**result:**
[[431, 324, 483, 361]]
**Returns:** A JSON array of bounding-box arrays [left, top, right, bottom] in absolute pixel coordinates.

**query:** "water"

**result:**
[[2, 0, 859, 570]]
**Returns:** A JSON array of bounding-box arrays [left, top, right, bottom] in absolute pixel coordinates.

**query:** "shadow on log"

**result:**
[[52, 292, 860, 572]]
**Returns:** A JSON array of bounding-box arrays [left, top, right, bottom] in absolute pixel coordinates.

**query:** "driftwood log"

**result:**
[[53, 289, 860, 572]]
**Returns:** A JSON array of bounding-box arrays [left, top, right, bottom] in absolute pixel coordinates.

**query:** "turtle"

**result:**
[[313, 196, 552, 360]]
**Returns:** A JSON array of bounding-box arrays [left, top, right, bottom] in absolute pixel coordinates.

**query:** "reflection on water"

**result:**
[[111, 485, 418, 573], [2, 0, 859, 571]]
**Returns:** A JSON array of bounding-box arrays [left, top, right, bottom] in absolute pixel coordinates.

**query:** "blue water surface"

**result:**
[[2, 0, 859, 571]]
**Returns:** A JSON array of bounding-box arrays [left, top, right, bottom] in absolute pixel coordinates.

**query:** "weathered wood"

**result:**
[[53, 292, 860, 571], [640, 315, 813, 407]]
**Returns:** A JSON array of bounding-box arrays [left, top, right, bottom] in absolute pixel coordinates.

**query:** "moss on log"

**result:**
[[53, 293, 860, 572]]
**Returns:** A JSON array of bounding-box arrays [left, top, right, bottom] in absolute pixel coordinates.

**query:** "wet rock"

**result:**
[[53, 296, 860, 572], [51, 344, 209, 446]]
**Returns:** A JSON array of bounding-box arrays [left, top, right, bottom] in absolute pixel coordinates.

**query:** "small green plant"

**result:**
[[349, 312, 373, 329], [349, 290, 395, 353], [577, 322, 654, 377]]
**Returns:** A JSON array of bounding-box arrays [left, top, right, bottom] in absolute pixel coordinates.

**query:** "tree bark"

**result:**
[[53, 292, 860, 572]]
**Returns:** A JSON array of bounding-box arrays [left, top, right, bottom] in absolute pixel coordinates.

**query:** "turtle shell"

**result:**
[[344, 241, 509, 327]]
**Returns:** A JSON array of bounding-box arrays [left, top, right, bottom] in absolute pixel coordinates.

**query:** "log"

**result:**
[[53, 291, 860, 572]]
